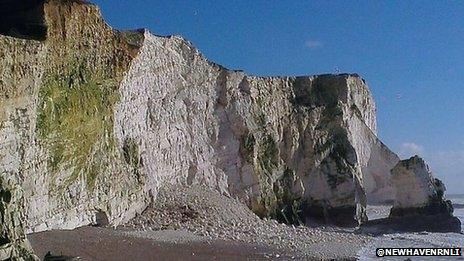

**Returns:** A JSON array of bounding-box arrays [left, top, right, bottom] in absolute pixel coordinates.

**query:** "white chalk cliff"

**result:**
[[0, 1, 401, 259], [390, 156, 458, 223], [391, 156, 442, 209]]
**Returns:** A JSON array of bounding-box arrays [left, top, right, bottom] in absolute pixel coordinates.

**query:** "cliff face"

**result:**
[[391, 156, 440, 209], [113, 30, 399, 225], [0, 1, 399, 258], [1, 0, 149, 241], [0, 176, 37, 260]]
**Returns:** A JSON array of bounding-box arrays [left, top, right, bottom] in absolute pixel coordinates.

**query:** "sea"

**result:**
[[357, 194, 464, 260]]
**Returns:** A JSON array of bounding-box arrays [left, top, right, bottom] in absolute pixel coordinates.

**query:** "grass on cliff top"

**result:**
[[37, 61, 119, 188]]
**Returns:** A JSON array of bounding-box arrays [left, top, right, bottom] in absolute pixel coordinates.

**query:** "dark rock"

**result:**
[[0, 0, 47, 40], [359, 214, 461, 234], [93, 210, 109, 227], [390, 199, 455, 218], [44, 251, 76, 261], [303, 203, 367, 227]]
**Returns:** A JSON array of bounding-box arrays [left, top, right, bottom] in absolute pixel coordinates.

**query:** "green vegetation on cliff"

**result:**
[[36, 59, 119, 188], [258, 134, 279, 176], [271, 168, 304, 225], [122, 137, 142, 182]]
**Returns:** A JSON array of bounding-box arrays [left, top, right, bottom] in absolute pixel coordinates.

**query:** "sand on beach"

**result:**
[[28, 191, 464, 261], [29, 227, 297, 261]]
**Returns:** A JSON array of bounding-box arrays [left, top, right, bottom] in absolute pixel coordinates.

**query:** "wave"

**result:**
[[448, 194, 464, 201]]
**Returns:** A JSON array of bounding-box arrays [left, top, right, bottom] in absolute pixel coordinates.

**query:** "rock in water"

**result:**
[[361, 156, 461, 233], [388, 156, 461, 232]]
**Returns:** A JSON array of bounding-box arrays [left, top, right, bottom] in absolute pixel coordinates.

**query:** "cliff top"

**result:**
[[0, 0, 369, 85]]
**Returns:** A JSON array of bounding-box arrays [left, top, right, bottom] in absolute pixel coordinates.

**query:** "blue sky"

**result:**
[[93, 0, 463, 193]]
